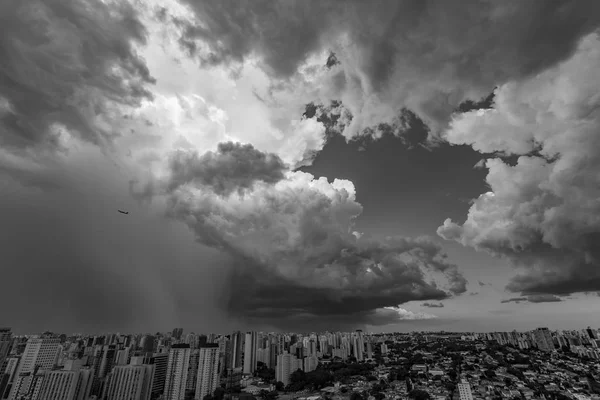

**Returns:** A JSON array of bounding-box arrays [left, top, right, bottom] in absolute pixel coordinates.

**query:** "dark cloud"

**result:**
[[174, 0, 600, 136], [154, 142, 466, 329], [0, 0, 154, 158], [422, 302, 444, 308], [500, 297, 527, 304], [0, 146, 233, 334], [501, 294, 562, 304], [167, 142, 287, 196], [439, 33, 600, 297]]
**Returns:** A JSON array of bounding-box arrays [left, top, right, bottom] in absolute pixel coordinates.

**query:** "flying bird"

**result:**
[[117, 209, 129, 215]]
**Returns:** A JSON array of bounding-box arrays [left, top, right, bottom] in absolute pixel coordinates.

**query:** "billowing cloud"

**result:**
[[144, 143, 466, 328], [422, 302, 444, 308], [439, 33, 600, 296], [0, 0, 154, 157], [166, 142, 287, 196], [501, 295, 562, 304], [173, 0, 600, 139]]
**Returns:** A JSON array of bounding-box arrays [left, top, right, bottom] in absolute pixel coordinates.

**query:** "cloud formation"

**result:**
[[422, 302, 444, 308], [173, 0, 600, 139], [439, 33, 600, 296], [145, 143, 466, 329], [0, 0, 154, 157], [501, 295, 562, 304]]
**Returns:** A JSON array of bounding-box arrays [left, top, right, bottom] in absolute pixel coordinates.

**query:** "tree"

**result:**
[[214, 387, 226, 400], [290, 369, 306, 384], [275, 381, 284, 391], [350, 392, 364, 400], [204, 395, 214, 400], [409, 389, 431, 400]]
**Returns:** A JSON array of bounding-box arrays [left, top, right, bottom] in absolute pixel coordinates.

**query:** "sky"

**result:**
[[1, 0, 600, 335]]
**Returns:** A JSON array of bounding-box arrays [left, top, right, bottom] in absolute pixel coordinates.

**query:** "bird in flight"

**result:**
[[117, 209, 129, 215]]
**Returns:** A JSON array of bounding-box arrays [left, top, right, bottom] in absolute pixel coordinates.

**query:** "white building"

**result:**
[[8, 336, 60, 400], [243, 332, 258, 375], [275, 353, 301, 386], [195, 345, 220, 400], [35, 360, 93, 400], [164, 345, 191, 400], [103, 357, 154, 400], [457, 378, 473, 400]]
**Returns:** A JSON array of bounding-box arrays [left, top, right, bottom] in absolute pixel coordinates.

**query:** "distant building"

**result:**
[[533, 328, 555, 352], [195, 344, 220, 400], [243, 332, 258, 375], [164, 344, 191, 400], [103, 357, 154, 400], [275, 353, 301, 386], [147, 352, 168, 400], [8, 336, 60, 400], [36, 360, 93, 400], [457, 379, 473, 400]]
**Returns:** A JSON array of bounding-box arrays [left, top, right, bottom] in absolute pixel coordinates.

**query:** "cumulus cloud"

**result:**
[[144, 143, 466, 328], [501, 295, 562, 304], [166, 142, 287, 196], [0, 0, 154, 159], [173, 0, 600, 140], [422, 302, 444, 308], [439, 33, 600, 296]]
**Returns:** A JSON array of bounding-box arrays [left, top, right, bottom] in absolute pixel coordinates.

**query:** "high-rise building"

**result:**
[[164, 344, 191, 400], [243, 332, 258, 375], [0, 357, 20, 399], [275, 353, 301, 386], [457, 379, 473, 400], [147, 352, 168, 400], [186, 350, 200, 392], [229, 332, 243, 370], [140, 335, 156, 354], [8, 336, 60, 400], [172, 329, 184, 341], [0, 329, 12, 375], [303, 356, 318, 373], [35, 360, 93, 400], [533, 328, 555, 352], [103, 357, 154, 400], [195, 344, 220, 400]]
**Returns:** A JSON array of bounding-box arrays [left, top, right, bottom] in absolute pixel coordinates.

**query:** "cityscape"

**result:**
[[3, 1, 600, 400], [2, 327, 600, 400]]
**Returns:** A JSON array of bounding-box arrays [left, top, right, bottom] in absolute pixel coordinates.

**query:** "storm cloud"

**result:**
[[0, 0, 154, 157], [439, 33, 600, 297], [501, 295, 562, 304], [173, 0, 600, 138], [149, 143, 467, 329], [422, 302, 444, 308]]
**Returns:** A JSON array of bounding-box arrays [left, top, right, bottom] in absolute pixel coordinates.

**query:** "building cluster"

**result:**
[[1, 326, 599, 400]]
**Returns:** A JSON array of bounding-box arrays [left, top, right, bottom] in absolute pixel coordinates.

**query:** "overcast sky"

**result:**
[[2, 0, 600, 335]]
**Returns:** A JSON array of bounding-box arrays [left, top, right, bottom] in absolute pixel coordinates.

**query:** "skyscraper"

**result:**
[[147, 352, 168, 400], [0, 329, 12, 375], [172, 329, 184, 341], [164, 344, 191, 400], [103, 357, 154, 400], [186, 350, 200, 392], [8, 336, 60, 400], [533, 328, 555, 352], [195, 344, 220, 400], [275, 353, 301, 386], [35, 360, 93, 400], [243, 332, 258, 375], [229, 331, 243, 370]]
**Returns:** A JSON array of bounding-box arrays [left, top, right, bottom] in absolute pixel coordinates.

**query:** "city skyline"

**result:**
[[2, 0, 600, 334]]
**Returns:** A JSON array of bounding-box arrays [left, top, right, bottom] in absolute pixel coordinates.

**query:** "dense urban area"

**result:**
[[1, 327, 600, 400]]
